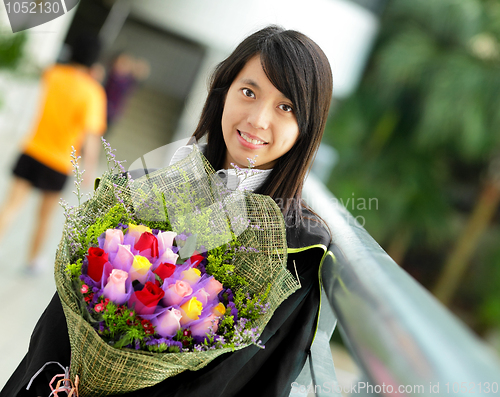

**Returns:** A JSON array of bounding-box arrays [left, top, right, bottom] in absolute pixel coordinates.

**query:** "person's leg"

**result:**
[[0, 177, 32, 241], [27, 190, 61, 268]]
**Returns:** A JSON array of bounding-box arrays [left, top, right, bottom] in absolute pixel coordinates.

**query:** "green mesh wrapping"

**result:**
[[54, 146, 299, 396]]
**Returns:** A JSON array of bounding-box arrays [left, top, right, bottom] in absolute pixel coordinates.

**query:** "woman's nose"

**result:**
[[248, 104, 271, 130]]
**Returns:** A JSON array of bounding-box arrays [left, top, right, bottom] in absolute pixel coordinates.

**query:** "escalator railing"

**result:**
[[293, 174, 500, 397]]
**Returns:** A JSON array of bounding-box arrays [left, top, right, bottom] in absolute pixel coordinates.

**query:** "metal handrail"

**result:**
[[299, 174, 500, 397]]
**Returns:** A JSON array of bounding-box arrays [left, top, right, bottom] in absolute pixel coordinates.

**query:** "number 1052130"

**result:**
[[5, 2, 61, 14]]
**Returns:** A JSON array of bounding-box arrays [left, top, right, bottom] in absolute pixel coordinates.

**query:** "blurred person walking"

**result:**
[[104, 52, 150, 133], [0, 35, 107, 273]]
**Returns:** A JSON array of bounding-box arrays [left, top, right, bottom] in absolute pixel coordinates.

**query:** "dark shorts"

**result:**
[[12, 153, 68, 192]]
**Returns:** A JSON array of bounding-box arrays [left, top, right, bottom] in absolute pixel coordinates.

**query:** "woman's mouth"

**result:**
[[238, 130, 268, 145]]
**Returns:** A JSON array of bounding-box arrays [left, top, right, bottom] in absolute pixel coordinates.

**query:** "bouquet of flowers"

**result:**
[[55, 142, 300, 396]]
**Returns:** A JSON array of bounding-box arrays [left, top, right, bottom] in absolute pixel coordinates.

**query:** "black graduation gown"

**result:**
[[1, 211, 330, 397]]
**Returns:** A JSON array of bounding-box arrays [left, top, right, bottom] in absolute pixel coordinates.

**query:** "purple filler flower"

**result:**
[[228, 302, 238, 319]]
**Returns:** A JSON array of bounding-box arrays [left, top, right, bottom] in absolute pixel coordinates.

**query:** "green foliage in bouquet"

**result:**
[[99, 302, 156, 350], [66, 258, 83, 279], [138, 193, 172, 232], [205, 235, 248, 288], [82, 203, 133, 256], [235, 285, 272, 321], [216, 284, 272, 345]]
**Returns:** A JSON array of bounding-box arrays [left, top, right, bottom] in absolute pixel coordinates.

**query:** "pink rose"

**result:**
[[110, 244, 134, 271], [153, 308, 182, 337], [157, 247, 178, 265], [193, 288, 210, 307], [103, 269, 129, 305], [162, 280, 192, 306], [103, 229, 124, 253], [204, 277, 223, 301], [157, 231, 177, 252], [190, 314, 219, 338]]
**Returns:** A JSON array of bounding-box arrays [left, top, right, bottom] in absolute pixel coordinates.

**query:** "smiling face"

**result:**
[[221, 55, 300, 170]]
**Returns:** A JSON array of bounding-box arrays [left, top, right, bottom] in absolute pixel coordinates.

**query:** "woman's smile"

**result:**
[[237, 130, 268, 146]]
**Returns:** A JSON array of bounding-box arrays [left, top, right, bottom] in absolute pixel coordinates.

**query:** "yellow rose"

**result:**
[[180, 297, 203, 325], [128, 224, 152, 234], [212, 302, 226, 317], [181, 268, 201, 286], [127, 224, 152, 244], [132, 255, 152, 273], [129, 255, 152, 284]]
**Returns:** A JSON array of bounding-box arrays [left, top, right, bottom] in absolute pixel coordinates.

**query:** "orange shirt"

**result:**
[[23, 64, 107, 174]]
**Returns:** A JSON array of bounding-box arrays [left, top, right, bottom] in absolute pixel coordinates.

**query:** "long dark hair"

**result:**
[[192, 25, 333, 232]]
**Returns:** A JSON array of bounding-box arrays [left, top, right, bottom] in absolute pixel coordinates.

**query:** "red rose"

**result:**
[[190, 253, 205, 267], [154, 262, 176, 280], [86, 247, 109, 282], [129, 281, 165, 315], [136, 281, 165, 306], [134, 232, 159, 257]]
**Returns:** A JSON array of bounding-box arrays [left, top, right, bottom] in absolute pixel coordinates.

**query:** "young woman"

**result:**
[[1, 25, 333, 397]]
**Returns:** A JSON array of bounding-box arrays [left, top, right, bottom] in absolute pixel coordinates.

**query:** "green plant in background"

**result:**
[[0, 26, 28, 110], [0, 30, 27, 70], [470, 229, 500, 335], [325, 0, 500, 332]]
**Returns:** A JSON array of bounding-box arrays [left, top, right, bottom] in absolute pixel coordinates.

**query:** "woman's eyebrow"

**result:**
[[241, 78, 260, 89], [240, 78, 290, 100]]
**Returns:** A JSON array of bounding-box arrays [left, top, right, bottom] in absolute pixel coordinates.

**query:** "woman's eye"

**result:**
[[279, 104, 293, 112], [242, 88, 255, 98]]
